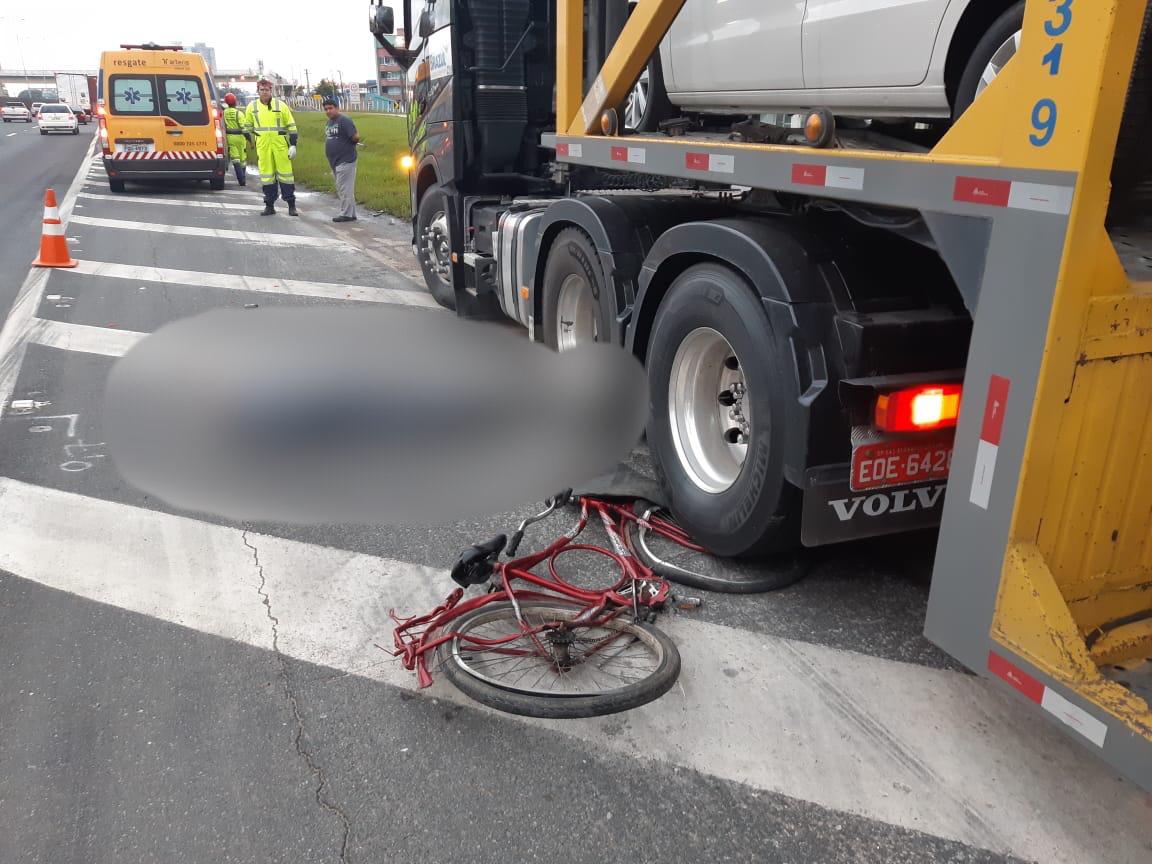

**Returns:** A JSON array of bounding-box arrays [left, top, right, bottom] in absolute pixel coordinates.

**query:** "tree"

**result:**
[[314, 78, 338, 100]]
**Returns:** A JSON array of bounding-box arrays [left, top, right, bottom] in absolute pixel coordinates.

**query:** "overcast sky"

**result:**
[[0, 1, 381, 85]]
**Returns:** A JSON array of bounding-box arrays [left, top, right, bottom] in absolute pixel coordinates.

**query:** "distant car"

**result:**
[[2, 101, 32, 122], [71, 106, 90, 124], [30, 102, 44, 117], [37, 103, 79, 135]]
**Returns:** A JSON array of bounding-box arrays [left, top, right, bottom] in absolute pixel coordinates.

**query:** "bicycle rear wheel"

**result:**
[[625, 502, 806, 593], [439, 600, 680, 718]]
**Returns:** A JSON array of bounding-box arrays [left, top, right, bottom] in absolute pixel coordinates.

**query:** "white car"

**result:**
[[2, 101, 32, 122], [37, 103, 79, 135], [627, 0, 1027, 130]]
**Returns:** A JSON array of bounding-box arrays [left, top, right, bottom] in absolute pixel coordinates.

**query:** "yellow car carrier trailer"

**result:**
[[375, 0, 1152, 789]]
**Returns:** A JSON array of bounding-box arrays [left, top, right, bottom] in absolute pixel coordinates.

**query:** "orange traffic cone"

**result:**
[[32, 189, 78, 269]]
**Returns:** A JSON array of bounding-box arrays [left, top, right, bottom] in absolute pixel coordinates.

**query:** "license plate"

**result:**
[[850, 433, 954, 492], [118, 142, 154, 153]]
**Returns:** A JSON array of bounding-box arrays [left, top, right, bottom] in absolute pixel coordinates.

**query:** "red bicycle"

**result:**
[[390, 490, 700, 718]]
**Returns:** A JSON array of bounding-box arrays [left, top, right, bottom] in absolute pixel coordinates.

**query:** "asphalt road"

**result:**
[[0, 135, 1148, 864]]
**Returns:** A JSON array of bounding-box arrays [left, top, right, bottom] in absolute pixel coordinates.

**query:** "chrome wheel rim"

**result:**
[[975, 29, 1021, 100], [668, 327, 750, 494], [556, 272, 598, 350], [421, 210, 451, 278], [448, 604, 666, 697], [624, 64, 650, 131]]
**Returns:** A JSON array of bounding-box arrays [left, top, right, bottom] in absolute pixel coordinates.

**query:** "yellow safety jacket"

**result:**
[[242, 98, 298, 149], [222, 105, 244, 132]]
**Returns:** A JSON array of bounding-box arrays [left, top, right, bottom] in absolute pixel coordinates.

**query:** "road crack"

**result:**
[[243, 529, 352, 863]]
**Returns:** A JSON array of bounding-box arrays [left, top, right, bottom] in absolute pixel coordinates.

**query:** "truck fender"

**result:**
[[629, 218, 840, 488], [529, 197, 650, 346]]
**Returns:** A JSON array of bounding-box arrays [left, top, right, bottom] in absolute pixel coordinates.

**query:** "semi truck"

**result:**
[[370, 0, 1150, 559]]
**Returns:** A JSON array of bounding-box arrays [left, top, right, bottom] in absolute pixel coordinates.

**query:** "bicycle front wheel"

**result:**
[[439, 601, 680, 718]]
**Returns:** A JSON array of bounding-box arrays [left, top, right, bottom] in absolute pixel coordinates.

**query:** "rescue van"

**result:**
[[97, 43, 227, 192]]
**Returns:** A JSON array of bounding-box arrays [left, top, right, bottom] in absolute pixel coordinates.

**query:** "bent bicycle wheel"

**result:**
[[625, 501, 806, 593], [438, 600, 680, 719]]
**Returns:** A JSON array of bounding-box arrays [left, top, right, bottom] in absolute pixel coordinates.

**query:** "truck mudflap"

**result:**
[[801, 465, 946, 546]]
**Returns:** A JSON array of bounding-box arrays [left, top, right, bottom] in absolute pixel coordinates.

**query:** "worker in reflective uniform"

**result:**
[[243, 79, 299, 216], [221, 93, 249, 186]]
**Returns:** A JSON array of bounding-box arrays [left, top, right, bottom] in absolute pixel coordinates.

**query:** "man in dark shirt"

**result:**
[[323, 97, 361, 222]]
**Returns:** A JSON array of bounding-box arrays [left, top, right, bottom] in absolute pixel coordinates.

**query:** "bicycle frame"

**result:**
[[390, 495, 693, 689]]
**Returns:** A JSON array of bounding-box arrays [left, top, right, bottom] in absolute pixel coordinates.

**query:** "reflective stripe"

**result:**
[[44, 206, 60, 220], [279, 174, 295, 183], [41, 222, 65, 236]]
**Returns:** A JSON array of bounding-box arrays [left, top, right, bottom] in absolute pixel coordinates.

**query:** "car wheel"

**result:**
[[953, 2, 1025, 119], [108, 178, 125, 193], [415, 184, 456, 310], [624, 50, 673, 133], [72, 128, 79, 135], [39, 129, 45, 135], [646, 263, 799, 558], [541, 227, 613, 351]]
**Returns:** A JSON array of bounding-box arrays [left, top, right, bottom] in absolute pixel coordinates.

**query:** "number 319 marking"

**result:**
[[1031, 0, 1072, 147]]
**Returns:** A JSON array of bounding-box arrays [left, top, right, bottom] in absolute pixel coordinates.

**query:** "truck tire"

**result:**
[[953, 2, 1024, 119], [646, 263, 798, 558], [415, 184, 456, 311], [541, 227, 613, 351], [108, 178, 125, 193], [209, 176, 225, 190]]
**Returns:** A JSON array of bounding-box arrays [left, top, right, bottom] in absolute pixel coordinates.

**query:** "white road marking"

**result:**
[[26, 318, 145, 357], [0, 478, 1146, 864], [6, 132, 16, 137], [79, 192, 269, 211], [65, 260, 440, 308], [70, 214, 348, 247], [0, 138, 95, 420]]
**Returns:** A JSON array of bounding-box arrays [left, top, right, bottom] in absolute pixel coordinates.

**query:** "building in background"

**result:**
[[189, 42, 217, 74], [375, 31, 406, 102]]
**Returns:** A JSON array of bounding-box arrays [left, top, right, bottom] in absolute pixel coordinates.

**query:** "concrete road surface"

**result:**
[[0, 135, 1149, 864]]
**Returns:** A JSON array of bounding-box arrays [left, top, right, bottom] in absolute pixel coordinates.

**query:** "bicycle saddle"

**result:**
[[450, 534, 508, 588]]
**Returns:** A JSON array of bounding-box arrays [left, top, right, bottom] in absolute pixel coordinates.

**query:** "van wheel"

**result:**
[[646, 263, 799, 558], [209, 176, 225, 190], [415, 184, 456, 310], [541, 228, 613, 351], [108, 178, 125, 193]]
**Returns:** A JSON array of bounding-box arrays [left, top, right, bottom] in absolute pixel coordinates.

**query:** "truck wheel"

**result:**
[[542, 227, 613, 351], [646, 263, 798, 558], [108, 178, 125, 193], [209, 176, 225, 190], [953, 2, 1024, 119], [416, 184, 456, 311]]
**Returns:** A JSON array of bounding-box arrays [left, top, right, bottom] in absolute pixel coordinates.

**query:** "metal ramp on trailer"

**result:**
[[547, 0, 1152, 790]]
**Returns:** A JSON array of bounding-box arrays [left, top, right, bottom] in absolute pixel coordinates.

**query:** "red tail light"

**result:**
[[875, 384, 962, 433]]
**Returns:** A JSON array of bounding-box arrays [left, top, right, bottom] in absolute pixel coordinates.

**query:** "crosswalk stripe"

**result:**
[[26, 318, 145, 357], [65, 259, 440, 308], [78, 192, 256, 211], [70, 215, 347, 247], [0, 475, 1143, 864]]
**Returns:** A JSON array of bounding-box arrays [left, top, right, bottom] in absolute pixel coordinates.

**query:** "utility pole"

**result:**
[[304, 68, 310, 94]]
